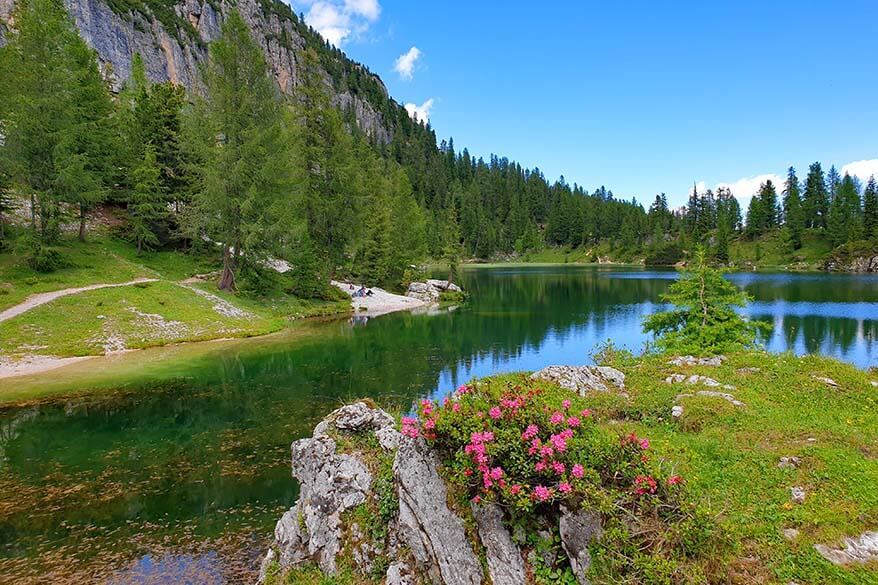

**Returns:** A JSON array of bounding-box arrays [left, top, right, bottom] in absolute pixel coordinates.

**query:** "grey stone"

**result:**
[[871, 380, 878, 388], [812, 375, 839, 387], [666, 374, 736, 391], [406, 280, 463, 303], [274, 434, 372, 574], [471, 502, 527, 585], [671, 405, 684, 418], [782, 528, 800, 541], [531, 365, 626, 394], [668, 355, 726, 367], [790, 487, 806, 504], [559, 506, 603, 585], [736, 367, 761, 375], [394, 436, 483, 585], [331, 401, 395, 432], [778, 456, 801, 469], [385, 560, 416, 585], [814, 531, 878, 565], [375, 426, 401, 451]]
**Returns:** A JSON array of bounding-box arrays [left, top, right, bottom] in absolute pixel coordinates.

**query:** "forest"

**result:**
[[1, 0, 876, 301]]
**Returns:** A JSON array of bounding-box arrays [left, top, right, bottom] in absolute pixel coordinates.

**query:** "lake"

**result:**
[[1, 265, 877, 583]]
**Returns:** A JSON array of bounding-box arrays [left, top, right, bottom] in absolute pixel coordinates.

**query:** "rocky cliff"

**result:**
[[0, 0, 394, 143]]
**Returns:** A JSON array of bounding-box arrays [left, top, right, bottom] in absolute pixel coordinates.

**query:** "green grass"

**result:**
[[598, 351, 878, 584], [729, 230, 835, 270], [0, 235, 351, 359]]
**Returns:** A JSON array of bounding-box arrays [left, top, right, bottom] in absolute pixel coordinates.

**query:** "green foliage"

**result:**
[[644, 241, 684, 266], [129, 145, 165, 254], [25, 241, 66, 273], [643, 249, 771, 355], [827, 173, 863, 246]]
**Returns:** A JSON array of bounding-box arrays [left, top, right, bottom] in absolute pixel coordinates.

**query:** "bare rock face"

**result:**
[[0, 0, 392, 143], [531, 365, 625, 395], [559, 506, 603, 585], [471, 502, 527, 585], [815, 531, 878, 565], [394, 435, 483, 585], [406, 280, 463, 303]]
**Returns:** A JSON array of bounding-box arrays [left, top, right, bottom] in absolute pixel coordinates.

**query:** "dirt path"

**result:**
[[0, 278, 159, 324]]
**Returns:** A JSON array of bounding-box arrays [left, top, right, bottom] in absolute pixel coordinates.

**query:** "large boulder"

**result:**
[[559, 506, 603, 585], [531, 365, 625, 394], [471, 502, 527, 585], [394, 436, 483, 585], [406, 280, 462, 303]]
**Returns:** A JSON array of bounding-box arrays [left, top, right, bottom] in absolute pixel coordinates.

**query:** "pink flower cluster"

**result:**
[[401, 416, 419, 438], [633, 475, 658, 496]]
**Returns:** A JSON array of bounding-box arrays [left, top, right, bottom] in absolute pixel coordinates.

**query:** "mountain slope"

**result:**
[[0, 0, 396, 142]]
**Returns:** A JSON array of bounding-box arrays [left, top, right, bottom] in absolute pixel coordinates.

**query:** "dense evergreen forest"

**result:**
[[1, 0, 876, 298]]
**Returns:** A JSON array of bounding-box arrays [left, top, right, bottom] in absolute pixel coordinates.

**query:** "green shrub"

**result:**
[[27, 244, 66, 273], [644, 242, 684, 266]]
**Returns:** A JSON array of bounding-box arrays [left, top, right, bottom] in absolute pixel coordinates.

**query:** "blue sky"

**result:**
[[290, 1, 878, 207]]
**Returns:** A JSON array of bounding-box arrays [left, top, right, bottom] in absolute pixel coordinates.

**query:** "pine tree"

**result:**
[[802, 162, 828, 229], [827, 173, 862, 246], [0, 0, 113, 242], [129, 146, 165, 254], [183, 11, 292, 290], [864, 176, 878, 240], [782, 167, 804, 249]]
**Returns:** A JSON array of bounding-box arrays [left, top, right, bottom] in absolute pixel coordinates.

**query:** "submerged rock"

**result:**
[[814, 531, 878, 565], [531, 365, 625, 394]]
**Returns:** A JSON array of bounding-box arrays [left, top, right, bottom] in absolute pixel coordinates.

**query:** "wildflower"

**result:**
[[472, 495, 481, 504], [559, 429, 574, 440], [420, 399, 434, 416], [489, 406, 503, 420], [550, 411, 565, 425], [580, 409, 592, 418], [522, 424, 540, 441], [457, 384, 471, 395], [549, 434, 568, 452], [567, 416, 581, 428], [562, 399, 572, 410], [552, 461, 566, 475], [489, 467, 504, 480], [667, 475, 683, 485], [510, 484, 522, 495], [401, 417, 419, 438], [535, 461, 547, 472], [533, 485, 553, 502], [463, 468, 473, 476], [483, 476, 493, 489], [633, 475, 658, 496], [540, 446, 554, 458], [452, 402, 461, 413], [423, 419, 436, 430], [558, 481, 572, 494], [571, 464, 584, 478], [639, 438, 650, 450]]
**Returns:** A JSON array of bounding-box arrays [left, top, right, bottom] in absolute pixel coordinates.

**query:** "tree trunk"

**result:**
[[218, 244, 237, 291], [78, 204, 87, 242]]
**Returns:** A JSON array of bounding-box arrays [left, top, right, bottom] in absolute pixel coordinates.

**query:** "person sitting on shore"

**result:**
[[366, 289, 374, 297]]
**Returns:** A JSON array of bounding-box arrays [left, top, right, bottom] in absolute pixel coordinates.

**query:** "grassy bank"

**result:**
[[271, 350, 878, 585], [0, 236, 350, 362]]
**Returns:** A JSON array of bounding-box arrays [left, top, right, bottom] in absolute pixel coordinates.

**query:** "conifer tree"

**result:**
[[802, 162, 828, 229], [129, 145, 165, 254], [827, 173, 862, 246], [863, 176, 878, 240], [782, 167, 804, 249], [183, 11, 292, 290]]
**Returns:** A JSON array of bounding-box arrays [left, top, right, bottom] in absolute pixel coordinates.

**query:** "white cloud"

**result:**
[[404, 98, 434, 124], [841, 159, 878, 181], [293, 0, 381, 46], [394, 46, 422, 79], [716, 173, 785, 202]]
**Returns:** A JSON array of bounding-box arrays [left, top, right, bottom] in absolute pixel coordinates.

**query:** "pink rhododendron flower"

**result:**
[[667, 475, 683, 485], [522, 424, 540, 441], [580, 409, 592, 418], [639, 438, 650, 450], [489, 406, 502, 420], [552, 461, 566, 475], [535, 461, 547, 472], [540, 446, 554, 458], [423, 419, 436, 430], [558, 481, 572, 494], [633, 475, 658, 495], [489, 467, 504, 480], [452, 402, 461, 412], [510, 484, 522, 495], [472, 495, 481, 503], [567, 416, 581, 428], [550, 411, 565, 425], [571, 464, 584, 478], [533, 485, 552, 502], [549, 434, 567, 452], [559, 429, 574, 440], [562, 399, 571, 410]]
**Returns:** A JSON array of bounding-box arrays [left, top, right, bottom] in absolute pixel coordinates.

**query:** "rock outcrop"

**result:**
[[262, 401, 605, 585], [406, 280, 463, 304], [531, 365, 625, 395], [814, 531, 878, 566], [0, 0, 393, 143]]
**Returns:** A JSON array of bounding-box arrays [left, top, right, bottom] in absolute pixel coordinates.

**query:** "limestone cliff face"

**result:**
[[0, 0, 393, 143]]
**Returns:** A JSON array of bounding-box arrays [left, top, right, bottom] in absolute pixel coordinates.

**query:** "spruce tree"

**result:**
[[183, 11, 292, 290], [802, 162, 828, 229], [129, 145, 165, 254], [864, 176, 878, 240], [827, 173, 862, 246], [782, 167, 804, 249]]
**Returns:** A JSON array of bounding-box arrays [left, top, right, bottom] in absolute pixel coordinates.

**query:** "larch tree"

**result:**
[[183, 11, 293, 291]]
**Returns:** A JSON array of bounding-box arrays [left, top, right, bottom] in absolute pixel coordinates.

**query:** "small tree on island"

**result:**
[[643, 249, 770, 355]]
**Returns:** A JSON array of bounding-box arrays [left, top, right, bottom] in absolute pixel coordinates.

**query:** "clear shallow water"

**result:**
[[0, 265, 876, 583]]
